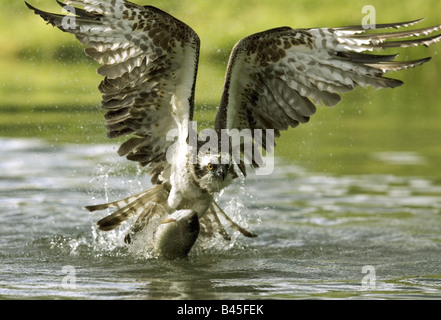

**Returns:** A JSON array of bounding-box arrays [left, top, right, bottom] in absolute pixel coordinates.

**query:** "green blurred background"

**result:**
[[1, 0, 440, 177]]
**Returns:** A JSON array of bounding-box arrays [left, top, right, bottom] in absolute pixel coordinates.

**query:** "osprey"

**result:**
[[27, 0, 441, 259]]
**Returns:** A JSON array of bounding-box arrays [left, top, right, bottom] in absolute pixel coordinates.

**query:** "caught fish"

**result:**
[[153, 210, 200, 260]]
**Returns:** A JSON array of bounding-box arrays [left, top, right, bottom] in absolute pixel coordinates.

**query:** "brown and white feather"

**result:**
[[27, 0, 200, 177], [215, 20, 441, 160]]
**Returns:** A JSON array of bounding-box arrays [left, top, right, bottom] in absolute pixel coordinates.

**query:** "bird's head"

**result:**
[[193, 152, 237, 194]]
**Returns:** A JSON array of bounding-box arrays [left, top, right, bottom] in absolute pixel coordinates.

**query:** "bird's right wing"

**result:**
[[27, 0, 200, 175]]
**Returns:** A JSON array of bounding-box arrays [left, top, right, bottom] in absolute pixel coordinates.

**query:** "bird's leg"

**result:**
[[212, 201, 258, 238], [208, 204, 232, 241]]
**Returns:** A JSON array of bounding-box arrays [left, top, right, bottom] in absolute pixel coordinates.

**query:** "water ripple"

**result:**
[[1, 139, 441, 299]]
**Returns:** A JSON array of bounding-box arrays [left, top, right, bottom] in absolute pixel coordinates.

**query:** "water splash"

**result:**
[[192, 182, 261, 256], [125, 214, 163, 260], [49, 234, 91, 257]]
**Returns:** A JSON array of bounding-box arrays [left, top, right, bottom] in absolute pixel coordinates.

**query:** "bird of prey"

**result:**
[[27, 0, 441, 259]]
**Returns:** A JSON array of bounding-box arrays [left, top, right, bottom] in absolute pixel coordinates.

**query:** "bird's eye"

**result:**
[[208, 163, 214, 171]]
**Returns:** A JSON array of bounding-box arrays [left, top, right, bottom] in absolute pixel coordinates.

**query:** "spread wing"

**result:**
[[216, 19, 441, 168], [26, 0, 200, 176]]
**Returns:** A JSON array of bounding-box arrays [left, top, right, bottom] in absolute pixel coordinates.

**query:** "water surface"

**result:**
[[1, 138, 440, 300]]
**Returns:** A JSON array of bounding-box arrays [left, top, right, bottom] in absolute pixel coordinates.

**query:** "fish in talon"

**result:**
[[153, 210, 200, 260]]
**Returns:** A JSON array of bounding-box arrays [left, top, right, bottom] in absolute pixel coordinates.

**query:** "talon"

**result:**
[[212, 202, 258, 238]]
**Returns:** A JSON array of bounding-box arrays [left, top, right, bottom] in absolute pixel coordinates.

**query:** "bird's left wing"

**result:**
[[27, 0, 200, 175], [215, 20, 441, 169]]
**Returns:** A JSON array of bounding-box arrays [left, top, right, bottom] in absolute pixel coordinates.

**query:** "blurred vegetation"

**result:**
[[1, 0, 440, 176]]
